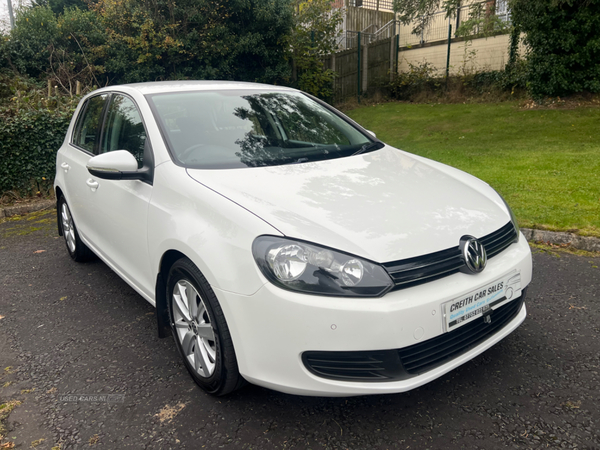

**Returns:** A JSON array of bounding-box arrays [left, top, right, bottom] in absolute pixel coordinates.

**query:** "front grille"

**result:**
[[397, 292, 524, 374], [302, 291, 525, 383], [383, 222, 517, 291], [479, 222, 518, 258]]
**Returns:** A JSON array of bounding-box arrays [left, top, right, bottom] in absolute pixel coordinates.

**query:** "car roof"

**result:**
[[100, 80, 298, 95]]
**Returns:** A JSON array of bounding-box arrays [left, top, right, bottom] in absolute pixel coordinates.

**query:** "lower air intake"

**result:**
[[302, 291, 525, 382]]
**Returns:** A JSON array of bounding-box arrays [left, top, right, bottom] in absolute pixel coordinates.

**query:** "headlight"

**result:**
[[252, 236, 394, 297], [498, 192, 520, 242]]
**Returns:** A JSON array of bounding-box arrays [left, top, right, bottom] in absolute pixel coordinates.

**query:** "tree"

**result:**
[[4, 6, 60, 79], [392, 0, 461, 36], [92, 0, 295, 84], [289, 0, 343, 99], [2, 0, 295, 87], [509, 0, 600, 98], [33, 0, 88, 15], [3, 6, 107, 91]]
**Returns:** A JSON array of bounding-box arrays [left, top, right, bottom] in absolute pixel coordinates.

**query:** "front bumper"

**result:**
[[215, 235, 532, 396]]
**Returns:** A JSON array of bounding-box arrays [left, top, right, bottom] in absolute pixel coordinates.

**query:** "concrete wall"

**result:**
[[398, 33, 511, 75]]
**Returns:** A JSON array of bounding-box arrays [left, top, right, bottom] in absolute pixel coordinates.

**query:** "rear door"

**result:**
[[60, 93, 109, 242]]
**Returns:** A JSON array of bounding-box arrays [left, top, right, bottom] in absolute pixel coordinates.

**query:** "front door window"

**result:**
[[101, 95, 147, 168], [72, 94, 108, 153]]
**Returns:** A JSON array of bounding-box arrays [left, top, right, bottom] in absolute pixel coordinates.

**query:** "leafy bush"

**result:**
[[388, 62, 440, 100], [462, 61, 527, 94], [388, 61, 527, 102], [0, 107, 73, 196], [509, 0, 600, 99], [502, 58, 528, 93], [0, 75, 78, 197], [289, 0, 343, 99]]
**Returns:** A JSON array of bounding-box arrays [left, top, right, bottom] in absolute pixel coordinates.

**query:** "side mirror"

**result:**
[[87, 150, 144, 181], [367, 130, 376, 138]]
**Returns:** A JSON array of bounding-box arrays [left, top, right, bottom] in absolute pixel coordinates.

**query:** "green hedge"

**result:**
[[0, 108, 74, 196]]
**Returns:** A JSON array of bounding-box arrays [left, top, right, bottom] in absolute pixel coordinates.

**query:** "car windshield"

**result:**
[[146, 90, 379, 169]]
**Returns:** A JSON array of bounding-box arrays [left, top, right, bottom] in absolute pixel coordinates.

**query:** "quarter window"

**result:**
[[72, 94, 108, 152], [101, 95, 147, 168]]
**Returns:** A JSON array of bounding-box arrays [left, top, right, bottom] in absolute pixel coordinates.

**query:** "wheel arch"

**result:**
[[155, 249, 187, 338], [55, 186, 64, 236]]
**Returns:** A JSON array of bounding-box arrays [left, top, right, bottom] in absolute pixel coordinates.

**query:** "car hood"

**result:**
[[186, 146, 511, 263]]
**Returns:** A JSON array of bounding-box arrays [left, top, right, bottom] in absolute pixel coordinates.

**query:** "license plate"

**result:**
[[443, 271, 522, 332]]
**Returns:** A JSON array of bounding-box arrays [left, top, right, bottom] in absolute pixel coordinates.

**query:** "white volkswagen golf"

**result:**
[[54, 81, 532, 397]]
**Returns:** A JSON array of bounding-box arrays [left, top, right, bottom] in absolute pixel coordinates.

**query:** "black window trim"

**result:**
[[70, 93, 110, 156], [70, 91, 155, 184], [303, 92, 383, 147], [97, 92, 113, 155]]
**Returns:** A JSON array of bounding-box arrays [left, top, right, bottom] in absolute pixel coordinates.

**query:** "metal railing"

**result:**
[[373, 19, 397, 41], [338, 20, 398, 49], [351, 0, 393, 11], [399, 2, 511, 48], [337, 1, 511, 50], [361, 24, 378, 34], [343, 30, 375, 49]]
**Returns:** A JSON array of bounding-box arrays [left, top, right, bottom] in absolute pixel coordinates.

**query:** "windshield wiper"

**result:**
[[352, 141, 383, 156]]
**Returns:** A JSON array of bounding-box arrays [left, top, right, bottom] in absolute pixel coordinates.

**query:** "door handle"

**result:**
[[61, 162, 70, 172], [86, 178, 99, 190]]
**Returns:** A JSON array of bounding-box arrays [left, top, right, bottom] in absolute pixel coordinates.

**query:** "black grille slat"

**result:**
[[306, 358, 384, 365], [385, 248, 462, 273], [480, 222, 514, 241], [486, 235, 517, 258], [311, 364, 385, 374], [402, 311, 510, 371], [302, 292, 526, 383], [389, 254, 463, 283], [391, 267, 463, 289], [302, 350, 405, 382], [400, 297, 520, 367], [317, 372, 390, 380], [383, 222, 517, 291], [481, 224, 514, 247], [400, 315, 495, 364], [398, 297, 523, 373], [481, 223, 517, 258]]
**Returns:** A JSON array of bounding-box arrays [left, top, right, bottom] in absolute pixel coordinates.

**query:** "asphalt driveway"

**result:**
[[0, 209, 599, 449]]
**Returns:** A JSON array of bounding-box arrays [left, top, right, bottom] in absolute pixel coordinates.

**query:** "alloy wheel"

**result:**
[[61, 202, 76, 254], [172, 279, 217, 378]]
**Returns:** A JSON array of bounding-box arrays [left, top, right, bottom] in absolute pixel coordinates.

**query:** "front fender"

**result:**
[[148, 162, 279, 296]]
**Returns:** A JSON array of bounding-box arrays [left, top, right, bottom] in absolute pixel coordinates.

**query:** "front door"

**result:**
[[83, 94, 154, 298]]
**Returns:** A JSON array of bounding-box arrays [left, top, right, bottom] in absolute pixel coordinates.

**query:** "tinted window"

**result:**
[[147, 90, 376, 169], [72, 95, 108, 152], [101, 95, 147, 168]]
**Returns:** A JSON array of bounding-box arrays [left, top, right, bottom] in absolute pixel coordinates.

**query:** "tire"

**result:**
[[166, 258, 245, 396], [58, 196, 95, 262]]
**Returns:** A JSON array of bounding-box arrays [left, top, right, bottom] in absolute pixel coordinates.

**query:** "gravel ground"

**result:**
[[0, 210, 599, 450]]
